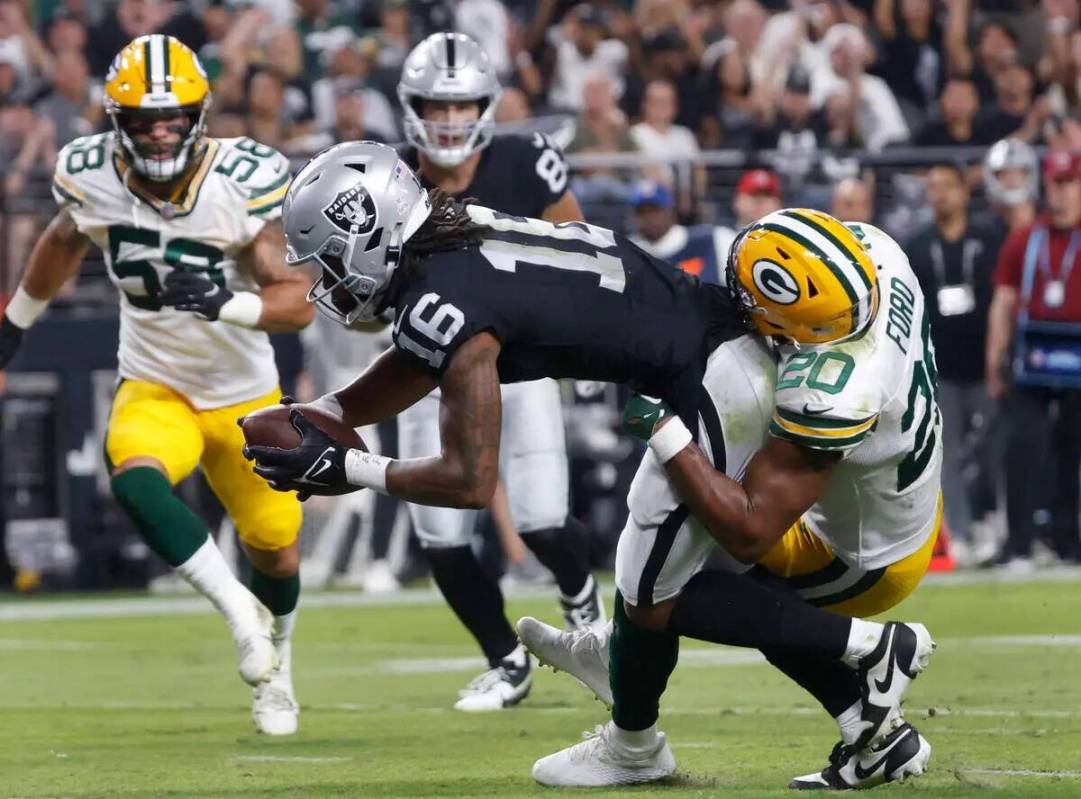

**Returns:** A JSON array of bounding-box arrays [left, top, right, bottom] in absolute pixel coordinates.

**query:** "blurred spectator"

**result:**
[[0, 1, 55, 86], [948, 19, 1020, 104], [495, 87, 533, 124], [311, 44, 398, 142], [872, 0, 944, 119], [914, 78, 980, 146], [973, 63, 1045, 144], [244, 68, 314, 154], [86, 0, 206, 79], [628, 179, 729, 284], [291, 82, 387, 154], [622, 28, 709, 137], [813, 24, 910, 150], [44, 12, 89, 57], [294, 0, 356, 81], [33, 50, 100, 148], [547, 4, 629, 112], [753, 65, 826, 150], [455, 0, 512, 80], [630, 78, 704, 204], [907, 162, 1004, 563], [714, 168, 783, 256], [362, 0, 416, 101], [831, 176, 875, 222], [567, 73, 632, 155], [986, 150, 1081, 567], [983, 137, 1040, 232]]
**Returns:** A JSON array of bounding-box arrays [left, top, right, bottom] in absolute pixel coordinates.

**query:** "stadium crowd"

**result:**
[[2, 0, 1081, 583]]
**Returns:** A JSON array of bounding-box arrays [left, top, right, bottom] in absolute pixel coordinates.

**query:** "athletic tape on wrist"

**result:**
[[345, 448, 390, 493], [5, 285, 48, 330], [648, 417, 693, 463], [218, 292, 263, 328]]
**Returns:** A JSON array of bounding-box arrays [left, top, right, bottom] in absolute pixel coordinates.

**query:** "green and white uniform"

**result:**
[[52, 133, 290, 409]]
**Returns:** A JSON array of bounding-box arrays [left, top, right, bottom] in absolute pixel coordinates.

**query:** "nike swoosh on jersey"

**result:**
[[802, 404, 834, 416], [852, 728, 914, 780]]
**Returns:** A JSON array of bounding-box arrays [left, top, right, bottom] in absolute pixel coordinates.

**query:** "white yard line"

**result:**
[[0, 638, 102, 651], [230, 755, 353, 764], [960, 768, 1081, 779]]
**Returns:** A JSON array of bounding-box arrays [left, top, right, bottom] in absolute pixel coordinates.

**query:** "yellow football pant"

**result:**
[[759, 495, 943, 618], [106, 380, 302, 552]]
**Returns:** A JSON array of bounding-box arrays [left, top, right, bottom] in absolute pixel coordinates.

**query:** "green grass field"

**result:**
[[3, 574, 1081, 798]]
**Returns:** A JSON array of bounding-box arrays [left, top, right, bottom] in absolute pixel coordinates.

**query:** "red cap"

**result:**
[[1043, 149, 1081, 181], [737, 169, 782, 197]]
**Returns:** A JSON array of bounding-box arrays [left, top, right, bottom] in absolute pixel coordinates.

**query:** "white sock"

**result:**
[[610, 722, 660, 751], [561, 573, 596, 605], [273, 610, 297, 672], [176, 538, 260, 631], [502, 643, 528, 668], [835, 700, 863, 747], [841, 618, 885, 667]]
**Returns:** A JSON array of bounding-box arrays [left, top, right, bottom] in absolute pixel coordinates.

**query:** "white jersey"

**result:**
[[52, 134, 290, 409], [768, 223, 942, 569]]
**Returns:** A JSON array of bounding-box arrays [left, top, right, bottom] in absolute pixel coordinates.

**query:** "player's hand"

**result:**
[[160, 270, 234, 321], [0, 316, 25, 370], [243, 409, 357, 500], [622, 395, 674, 442]]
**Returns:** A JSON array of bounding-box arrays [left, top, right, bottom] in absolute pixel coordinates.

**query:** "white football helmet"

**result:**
[[983, 138, 1038, 208], [282, 141, 432, 325], [398, 32, 502, 168]]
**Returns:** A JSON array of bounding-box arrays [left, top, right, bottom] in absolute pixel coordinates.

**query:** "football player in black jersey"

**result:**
[[392, 32, 602, 711], [249, 142, 926, 784]]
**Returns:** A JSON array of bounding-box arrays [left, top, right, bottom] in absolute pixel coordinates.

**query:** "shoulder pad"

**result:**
[[52, 133, 114, 209], [214, 137, 291, 217]]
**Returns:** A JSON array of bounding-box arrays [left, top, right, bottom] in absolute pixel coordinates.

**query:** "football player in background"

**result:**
[[523, 213, 941, 788], [393, 32, 603, 711], [0, 36, 312, 735], [246, 143, 932, 783]]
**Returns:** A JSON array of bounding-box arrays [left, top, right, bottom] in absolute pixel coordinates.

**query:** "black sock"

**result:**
[[746, 567, 861, 717], [425, 545, 519, 667], [522, 518, 591, 598], [667, 569, 851, 658], [610, 592, 680, 731]]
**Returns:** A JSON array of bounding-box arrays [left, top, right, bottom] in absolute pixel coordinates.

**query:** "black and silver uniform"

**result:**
[[402, 132, 569, 216], [388, 209, 742, 428]]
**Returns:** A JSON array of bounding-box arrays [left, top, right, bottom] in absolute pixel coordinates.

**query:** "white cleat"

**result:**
[[516, 616, 613, 706], [532, 722, 676, 787], [789, 722, 932, 790], [453, 652, 532, 712], [252, 667, 299, 735], [853, 622, 935, 749], [233, 602, 277, 686]]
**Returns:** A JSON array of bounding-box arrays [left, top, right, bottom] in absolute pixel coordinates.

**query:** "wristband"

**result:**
[[345, 448, 390, 493], [218, 292, 263, 328], [307, 392, 345, 423], [648, 416, 693, 463], [5, 285, 48, 330]]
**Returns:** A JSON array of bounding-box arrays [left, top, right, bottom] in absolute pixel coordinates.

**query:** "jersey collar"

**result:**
[[113, 138, 220, 219]]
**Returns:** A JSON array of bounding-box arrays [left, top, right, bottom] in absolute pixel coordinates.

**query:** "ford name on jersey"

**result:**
[[52, 134, 290, 409]]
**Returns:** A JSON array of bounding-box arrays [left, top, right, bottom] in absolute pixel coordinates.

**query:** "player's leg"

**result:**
[[398, 394, 529, 711], [501, 380, 604, 629], [106, 380, 276, 686], [199, 387, 304, 734]]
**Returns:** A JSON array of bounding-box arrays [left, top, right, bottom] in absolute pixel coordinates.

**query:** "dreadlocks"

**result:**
[[403, 188, 488, 259]]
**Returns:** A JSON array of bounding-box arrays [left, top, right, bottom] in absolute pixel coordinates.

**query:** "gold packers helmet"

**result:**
[[104, 34, 210, 182], [726, 208, 879, 345]]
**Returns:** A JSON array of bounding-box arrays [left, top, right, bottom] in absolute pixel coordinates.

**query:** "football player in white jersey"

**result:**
[[0, 35, 312, 735], [520, 210, 943, 789]]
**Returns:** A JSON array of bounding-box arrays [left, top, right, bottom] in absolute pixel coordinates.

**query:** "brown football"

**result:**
[[239, 404, 367, 451]]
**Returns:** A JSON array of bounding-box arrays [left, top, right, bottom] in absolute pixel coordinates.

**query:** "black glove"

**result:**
[[160, 270, 233, 321], [244, 409, 357, 500], [0, 316, 25, 370]]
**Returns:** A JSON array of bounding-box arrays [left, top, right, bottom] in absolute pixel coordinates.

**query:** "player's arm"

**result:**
[[0, 209, 90, 367], [985, 285, 1018, 400], [541, 190, 584, 224], [659, 430, 838, 564], [160, 220, 314, 332], [247, 334, 503, 508]]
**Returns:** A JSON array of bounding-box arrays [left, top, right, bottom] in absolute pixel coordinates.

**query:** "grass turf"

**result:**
[[2, 577, 1081, 798]]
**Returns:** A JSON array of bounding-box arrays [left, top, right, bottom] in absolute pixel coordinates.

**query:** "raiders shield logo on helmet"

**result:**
[[323, 184, 378, 234]]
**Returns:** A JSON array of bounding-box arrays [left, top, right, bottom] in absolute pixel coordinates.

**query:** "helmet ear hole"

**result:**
[[807, 277, 819, 298], [364, 227, 385, 252], [776, 247, 791, 260]]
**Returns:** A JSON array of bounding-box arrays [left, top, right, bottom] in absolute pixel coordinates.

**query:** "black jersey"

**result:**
[[402, 133, 568, 217], [389, 208, 742, 427]]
